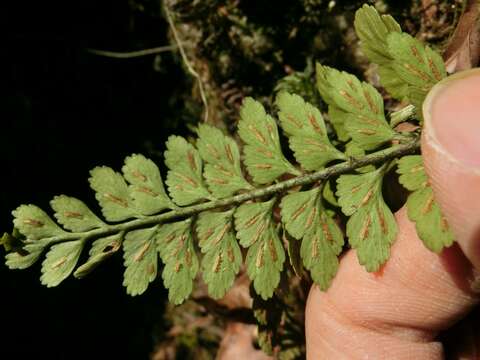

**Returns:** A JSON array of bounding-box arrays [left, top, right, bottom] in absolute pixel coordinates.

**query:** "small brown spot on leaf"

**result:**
[[187, 150, 198, 172], [255, 247, 264, 268], [64, 211, 83, 219], [410, 164, 424, 173], [24, 219, 44, 227], [210, 178, 229, 185], [174, 261, 182, 273], [257, 148, 274, 158], [441, 216, 450, 232], [137, 186, 159, 197], [213, 253, 222, 273], [225, 144, 234, 164], [422, 193, 435, 214], [213, 223, 231, 245], [251, 221, 267, 245], [132, 170, 147, 182], [363, 90, 379, 114], [312, 235, 319, 259], [227, 246, 235, 262], [51, 256, 67, 270], [134, 241, 151, 262], [268, 237, 277, 262], [377, 203, 387, 235], [286, 114, 302, 128], [207, 143, 220, 159], [306, 207, 317, 229], [404, 63, 430, 82], [321, 220, 332, 242], [410, 45, 424, 64], [361, 188, 374, 207], [308, 114, 323, 135], [357, 129, 377, 135], [360, 215, 372, 240], [104, 193, 129, 208], [291, 202, 308, 221], [428, 58, 442, 81], [248, 124, 266, 144], [339, 90, 364, 110]]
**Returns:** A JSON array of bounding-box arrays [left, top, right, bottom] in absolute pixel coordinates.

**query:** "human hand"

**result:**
[[305, 69, 480, 359]]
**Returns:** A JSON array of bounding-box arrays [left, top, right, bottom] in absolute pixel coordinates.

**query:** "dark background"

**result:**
[[2, 1, 178, 358]]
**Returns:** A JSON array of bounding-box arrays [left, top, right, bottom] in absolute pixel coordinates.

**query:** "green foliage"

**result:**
[[337, 166, 397, 272], [197, 209, 242, 299], [122, 154, 176, 214], [276, 92, 346, 170], [74, 233, 122, 278], [301, 204, 344, 289], [354, 4, 447, 118], [123, 226, 159, 296], [238, 98, 300, 184], [316, 64, 396, 150], [41, 240, 85, 287], [157, 219, 199, 304], [165, 136, 211, 205], [89, 166, 138, 221], [51, 196, 105, 232], [196, 124, 252, 198], [2, 5, 451, 317], [354, 4, 407, 100], [397, 155, 454, 252]]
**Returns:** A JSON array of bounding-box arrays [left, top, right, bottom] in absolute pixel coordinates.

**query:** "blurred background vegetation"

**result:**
[[1, 0, 462, 358]]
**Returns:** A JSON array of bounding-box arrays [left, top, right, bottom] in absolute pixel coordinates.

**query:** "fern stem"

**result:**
[[390, 104, 416, 127], [31, 138, 420, 247]]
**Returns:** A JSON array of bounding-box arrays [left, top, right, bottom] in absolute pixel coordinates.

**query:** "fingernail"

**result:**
[[423, 69, 480, 169]]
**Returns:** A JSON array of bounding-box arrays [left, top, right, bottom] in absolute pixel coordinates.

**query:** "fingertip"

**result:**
[[422, 69, 480, 270]]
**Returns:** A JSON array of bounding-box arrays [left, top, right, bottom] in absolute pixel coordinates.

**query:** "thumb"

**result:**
[[422, 68, 480, 269]]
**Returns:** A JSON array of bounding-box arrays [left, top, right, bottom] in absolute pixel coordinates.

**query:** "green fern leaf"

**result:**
[[281, 187, 343, 288], [13, 204, 66, 240], [164, 136, 211, 206], [234, 199, 285, 299], [157, 219, 199, 304], [74, 233, 123, 278], [316, 64, 395, 150], [280, 187, 321, 240], [197, 210, 242, 299], [234, 199, 276, 247], [123, 226, 159, 296], [397, 155, 453, 252], [89, 166, 137, 221], [276, 92, 346, 170], [327, 105, 351, 142], [387, 32, 447, 117], [397, 155, 428, 190], [337, 167, 397, 271], [122, 154, 176, 214], [407, 187, 454, 252], [196, 124, 252, 198], [354, 4, 401, 65], [245, 223, 285, 300], [5, 241, 46, 269], [354, 4, 407, 100], [301, 210, 343, 290], [50, 195, 105, 232], [238, 98, 300, 184], [377, 66, 409, 100], [40, 240, 84, 287]]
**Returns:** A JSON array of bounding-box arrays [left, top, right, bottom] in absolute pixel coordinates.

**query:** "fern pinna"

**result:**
[[2, 5, 454, 307]]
